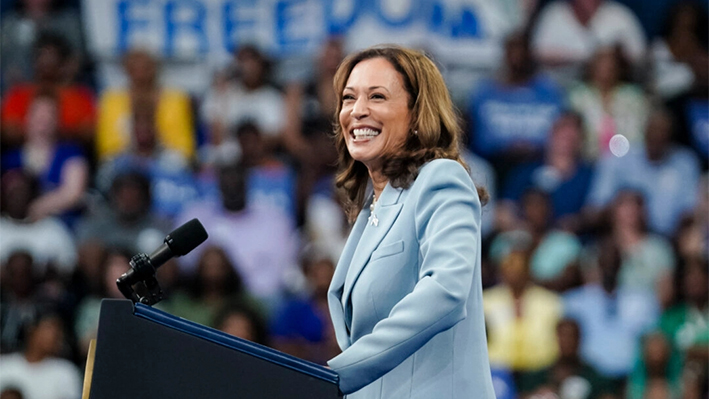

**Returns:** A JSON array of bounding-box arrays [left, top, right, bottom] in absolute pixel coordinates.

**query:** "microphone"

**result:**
[[147, 218, 209, 269], [117, 219, 208, 305]]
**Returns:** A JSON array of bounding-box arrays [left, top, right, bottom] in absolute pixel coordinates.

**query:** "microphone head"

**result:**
[[165, 219, 208, 256]]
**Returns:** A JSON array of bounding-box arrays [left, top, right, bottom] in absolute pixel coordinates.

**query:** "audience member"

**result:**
[[0, 252, 54, 354], [95, 48, 195, 164], [518, 318, 614, 399], [0, 311, 82, 399], [490, 189, 583, 292], [661, 6, 709, 166], [484, 249, 563, 375], [1, 93, 89, 227], [166, 245, 259, 328], [0, 0, 86, 92], [282, 37, 342, 157], [585, 107, 701, 237], [200, 44, 285, 163], [75, 170, 172, 255], [468, 30, 564, 181], [502, 111, 594, 230], [563, 238, 659, 385], [568, 45, 649, 160], [303, 188, 349, 265], [290, 116, 340, 228], [463, 148, 498, 238], [0, 388, 24, 399], [73, 247, 131, 359], [214, 301, 269, 346], [658, 258, 708, 393], [236, 121, 297, 224], [175, 163, 300, 311], [0, 171, 76, 276], [1, 32, 95, 147], [626, 331, 681, 399], [63, 241, 107, 320], [648, 1, 708, 100], [95, 95, 199, 220], [282, 38, 342, 225], [586, 190, 676, 306], [270, 247, 340, 365], [531, 0, 646, 75]]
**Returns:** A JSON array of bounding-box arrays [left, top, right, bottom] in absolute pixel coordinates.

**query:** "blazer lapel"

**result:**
[[328, 202, 369, 349], [342, 183, 404, 307]]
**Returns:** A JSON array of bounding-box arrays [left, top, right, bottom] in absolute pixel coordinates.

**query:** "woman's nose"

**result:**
[[351, 97, 368, 119]]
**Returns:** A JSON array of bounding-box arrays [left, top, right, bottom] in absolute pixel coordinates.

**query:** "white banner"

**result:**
[[83, 0, 515, 98]]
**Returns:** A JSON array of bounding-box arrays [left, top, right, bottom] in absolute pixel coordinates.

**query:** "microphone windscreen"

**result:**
[[167, 219, 208, 256]]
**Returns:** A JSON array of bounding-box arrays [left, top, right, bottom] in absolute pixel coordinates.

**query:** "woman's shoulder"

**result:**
[[418, 158, 468, 176], [418, 158, 471, 182], [413, 158, 476, 196]]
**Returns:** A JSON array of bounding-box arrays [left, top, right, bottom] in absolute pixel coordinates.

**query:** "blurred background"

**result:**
[[0, 0, 707, 398]]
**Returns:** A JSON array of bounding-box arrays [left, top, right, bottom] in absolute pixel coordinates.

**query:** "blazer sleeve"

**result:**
[[328, 160, 481, 394]]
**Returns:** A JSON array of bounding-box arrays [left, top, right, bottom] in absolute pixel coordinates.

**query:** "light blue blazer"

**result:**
[[327, 159, 496, 398]]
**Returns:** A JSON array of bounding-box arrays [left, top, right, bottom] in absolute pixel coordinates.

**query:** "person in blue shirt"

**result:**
[[468, 30, 565, 183], [502, 111, 594, 230]]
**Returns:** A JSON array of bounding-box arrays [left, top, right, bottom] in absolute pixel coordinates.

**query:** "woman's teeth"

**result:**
[[353, 128, 380, 141]]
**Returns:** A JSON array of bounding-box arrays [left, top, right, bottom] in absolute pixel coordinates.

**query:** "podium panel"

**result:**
[[88, 299, 341, 399]]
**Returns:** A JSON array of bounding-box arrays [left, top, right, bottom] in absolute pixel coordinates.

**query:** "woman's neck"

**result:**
[[369, 170, 388, 199]]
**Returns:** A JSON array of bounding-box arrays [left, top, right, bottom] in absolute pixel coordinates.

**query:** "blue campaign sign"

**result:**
[[88, 0, 500, 59], [83, 0, 512, 94]]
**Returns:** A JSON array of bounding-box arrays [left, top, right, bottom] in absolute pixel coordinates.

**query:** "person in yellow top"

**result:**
[[484, 248, 563, 372], [96, 49, 195, 163]]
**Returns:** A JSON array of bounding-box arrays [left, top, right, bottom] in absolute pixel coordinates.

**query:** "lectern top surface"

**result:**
[[133, 302, 339, 384]]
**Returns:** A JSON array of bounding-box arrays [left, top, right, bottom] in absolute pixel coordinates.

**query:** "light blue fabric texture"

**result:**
[[327, 159, 496, 398]]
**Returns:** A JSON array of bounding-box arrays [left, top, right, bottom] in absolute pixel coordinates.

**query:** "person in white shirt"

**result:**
[[531, 0, 646, 85], [0, 171, 76, 276], [0, 312, 82, 399]]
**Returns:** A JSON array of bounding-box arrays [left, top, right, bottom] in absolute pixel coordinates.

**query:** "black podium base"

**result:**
[[89, 299, 341, 399]]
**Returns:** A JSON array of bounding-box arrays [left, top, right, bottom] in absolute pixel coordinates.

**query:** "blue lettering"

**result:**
[[451, 6, 481, 38], [374, 0, 415, 27], [275, 0, 311, 52], [325, 0, 359, 35], [164, 0, 208, 56], [427, 2, 444, 33], [117, 0, 151, 54], [222, 1, 259, 54]]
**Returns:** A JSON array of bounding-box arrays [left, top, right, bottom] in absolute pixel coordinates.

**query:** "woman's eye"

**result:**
[[371, 93, 385, 100], [342, 94, 355, 101]]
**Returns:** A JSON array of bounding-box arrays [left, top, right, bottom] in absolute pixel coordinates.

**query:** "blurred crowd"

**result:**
[[0, 0, 707, 398]]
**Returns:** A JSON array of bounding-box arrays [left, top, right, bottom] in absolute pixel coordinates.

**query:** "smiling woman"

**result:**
[[340, 57, 412, 177], [333, 46, 488, 221], [326, 45, 495, 398]]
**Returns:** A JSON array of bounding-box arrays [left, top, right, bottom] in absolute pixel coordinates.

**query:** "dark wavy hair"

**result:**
[[332, 45, 488, 221]]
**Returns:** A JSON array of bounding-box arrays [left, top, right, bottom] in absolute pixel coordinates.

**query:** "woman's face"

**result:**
[[25, 97, 58, 142], [612, 191, 643, 229], [340, 57, 412, 173], [591, 48, 619, 86], [549, 115, 582, 156], [125, 52, 157, 87], [199, 248, 230, 286]]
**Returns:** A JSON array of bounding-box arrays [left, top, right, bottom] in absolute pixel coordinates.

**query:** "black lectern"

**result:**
[[86, 299, 341, 399]]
